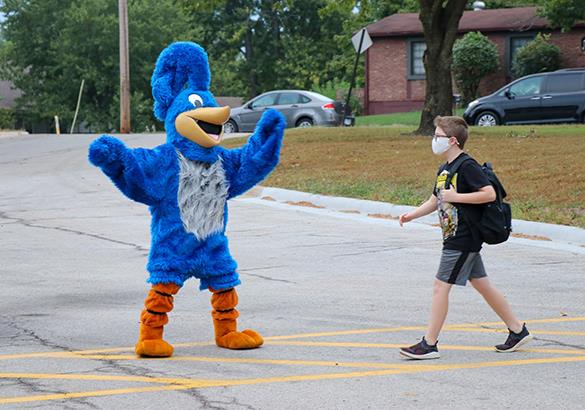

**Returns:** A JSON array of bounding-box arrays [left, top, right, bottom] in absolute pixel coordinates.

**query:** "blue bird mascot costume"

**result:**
[[88, 42, 285, 357]]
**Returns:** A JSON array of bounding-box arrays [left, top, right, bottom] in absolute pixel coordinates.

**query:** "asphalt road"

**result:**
[[0, 133, 584, 409]]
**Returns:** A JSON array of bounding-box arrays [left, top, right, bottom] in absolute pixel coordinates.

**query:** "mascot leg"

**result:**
[[210, 287, 263, 349], [135, 283, 181, 357]]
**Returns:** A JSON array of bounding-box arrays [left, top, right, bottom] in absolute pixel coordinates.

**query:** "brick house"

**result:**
[[364, 7, 585, 115]]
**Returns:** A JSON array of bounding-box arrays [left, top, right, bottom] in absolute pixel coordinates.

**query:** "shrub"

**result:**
[[512, 33, 561, 78], [0, 108, 15, 129], [452, 32, 500, 105]]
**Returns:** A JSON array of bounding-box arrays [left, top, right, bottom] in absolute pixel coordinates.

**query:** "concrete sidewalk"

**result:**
[[0, 133, 584, 409]]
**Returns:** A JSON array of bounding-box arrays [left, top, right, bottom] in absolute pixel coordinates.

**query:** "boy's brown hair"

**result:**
[[434, 116, 468, 149]]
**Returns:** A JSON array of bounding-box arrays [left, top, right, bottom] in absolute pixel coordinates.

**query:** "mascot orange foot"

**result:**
[[135, 284, 262, 357], [135, 283, 181, 357], [211, 288, 264, 349]]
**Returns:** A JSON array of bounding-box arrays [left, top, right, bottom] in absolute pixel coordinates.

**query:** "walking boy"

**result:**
[[398, 116, 531, 360]]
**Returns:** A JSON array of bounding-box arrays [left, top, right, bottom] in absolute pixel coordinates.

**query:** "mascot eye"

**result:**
[[188, 94, 204, 108]]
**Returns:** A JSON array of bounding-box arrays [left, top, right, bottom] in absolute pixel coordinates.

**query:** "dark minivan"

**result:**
[[463, 68, 585, 126]]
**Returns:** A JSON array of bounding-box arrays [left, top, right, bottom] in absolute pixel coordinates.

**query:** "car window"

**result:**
[[278, 93, 301, 105], [251, 94, 277, 109], [509, 77, 543, 97], [546, 74, 585, 93], [299, 95, 311, 103]]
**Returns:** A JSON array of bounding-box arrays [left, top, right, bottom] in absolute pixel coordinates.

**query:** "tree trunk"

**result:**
[[416, 0, 467, 135]]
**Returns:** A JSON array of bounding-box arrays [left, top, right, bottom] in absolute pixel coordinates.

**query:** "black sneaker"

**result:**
[[495, 323, 532, 353], [400, 337, 440, 360]]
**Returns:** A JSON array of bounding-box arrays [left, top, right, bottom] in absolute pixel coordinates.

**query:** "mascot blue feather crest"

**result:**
[[152, 42, 212, 121]]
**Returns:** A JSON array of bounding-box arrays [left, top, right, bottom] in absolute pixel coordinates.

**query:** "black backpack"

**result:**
[[445, 155, 512, 245]]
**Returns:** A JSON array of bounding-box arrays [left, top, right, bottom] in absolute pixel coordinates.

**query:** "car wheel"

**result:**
[[474, 111, 499, 127], [296, 117, 313, 128], [223, 119, 238, 134]]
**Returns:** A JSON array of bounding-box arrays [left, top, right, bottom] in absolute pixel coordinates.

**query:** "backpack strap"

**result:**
[[482, 162, 507, 200], [444, 154, 483, 244], [444, 153, 473, 190]]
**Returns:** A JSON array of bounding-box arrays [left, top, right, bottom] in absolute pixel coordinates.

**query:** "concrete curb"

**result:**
[[248, 186, 585, 249], [0, 130, 29, 138]]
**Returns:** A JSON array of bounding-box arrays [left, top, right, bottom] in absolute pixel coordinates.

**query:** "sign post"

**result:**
[[344, 28, 373, 126]]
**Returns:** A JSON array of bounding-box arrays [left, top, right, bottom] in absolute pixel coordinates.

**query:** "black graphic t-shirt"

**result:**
[[432, 153, 491, 252]]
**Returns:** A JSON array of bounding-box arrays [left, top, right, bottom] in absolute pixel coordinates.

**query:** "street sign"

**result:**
[[344, 27, 373, 127], [352, 28, 372, 54]]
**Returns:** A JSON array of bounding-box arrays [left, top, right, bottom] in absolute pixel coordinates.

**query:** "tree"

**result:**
[[0, 0, 196, 132], [540, 0, 585, 31], [452, 32, 499, 105], [179, 0, 361, 99], [178, 0, 421, 101], [512, 33, 561, 78], [416, 0, 468, 135]]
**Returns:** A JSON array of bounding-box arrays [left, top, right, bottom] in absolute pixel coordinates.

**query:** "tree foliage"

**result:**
[[452, 32, 499, 105], [0, 0, 195, 132], [1, 0, 413, 131], [539, 0, 585, 31], [486, 0, 540, 8], [1, 0, 476, 132], [512, 33, 561, 78]]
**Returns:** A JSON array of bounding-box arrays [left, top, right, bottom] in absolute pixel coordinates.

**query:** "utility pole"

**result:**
[[119, 0, 131, 133]]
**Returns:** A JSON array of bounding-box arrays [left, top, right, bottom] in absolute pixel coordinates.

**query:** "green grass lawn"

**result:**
[[356, 109, 465, 126], [224, 123, 585, 229]]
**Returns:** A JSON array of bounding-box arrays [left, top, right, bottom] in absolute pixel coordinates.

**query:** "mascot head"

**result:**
[[151, 42, 229, 160]]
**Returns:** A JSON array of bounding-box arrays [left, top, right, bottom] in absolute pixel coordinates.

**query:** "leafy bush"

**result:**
[[452, 32, 499, 105], [512, 33, 561, 78]]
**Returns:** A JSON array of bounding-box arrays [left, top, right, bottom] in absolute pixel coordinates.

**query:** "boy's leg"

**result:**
[[470, 276, 532, 352], [400, 279, 450, 360], [425, 279, 453, 345], [401, 250, 468, 359], [470, 277, 522, 333]]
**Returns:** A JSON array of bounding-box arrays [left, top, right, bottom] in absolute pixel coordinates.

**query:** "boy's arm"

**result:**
[[441, 185, 496, 204], [442, 160, 496, 204], [399, 194, 438, 226]]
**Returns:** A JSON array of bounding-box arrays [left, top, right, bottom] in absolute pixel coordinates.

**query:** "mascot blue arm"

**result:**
[[88, 136, 171, 206], [88, 41, 285, 358], [220, 108, 285, 199]]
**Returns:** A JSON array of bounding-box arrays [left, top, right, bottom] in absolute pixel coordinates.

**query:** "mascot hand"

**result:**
[[255, 109, 286, 145], [89, 135, 127, 171]]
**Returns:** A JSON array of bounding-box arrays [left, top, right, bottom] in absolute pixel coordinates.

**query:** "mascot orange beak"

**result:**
[[175, 106, 231, 148]]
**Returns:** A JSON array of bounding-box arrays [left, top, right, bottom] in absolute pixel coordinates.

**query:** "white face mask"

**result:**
[[432, 137, 452, 155]]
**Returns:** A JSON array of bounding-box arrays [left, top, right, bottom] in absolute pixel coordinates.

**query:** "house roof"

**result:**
[[366, 7, 582, 37]]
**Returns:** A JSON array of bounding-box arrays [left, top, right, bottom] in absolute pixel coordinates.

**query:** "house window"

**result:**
[[409, 40, 426, 79], [509, 35, 534, 74]]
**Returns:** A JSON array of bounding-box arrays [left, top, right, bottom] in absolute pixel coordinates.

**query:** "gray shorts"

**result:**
[[436, 249, 487, 286]]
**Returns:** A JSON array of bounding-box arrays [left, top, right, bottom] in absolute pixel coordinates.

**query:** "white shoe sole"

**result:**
[[495, 334, 533, 353], [399, 350, 441, 360]]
